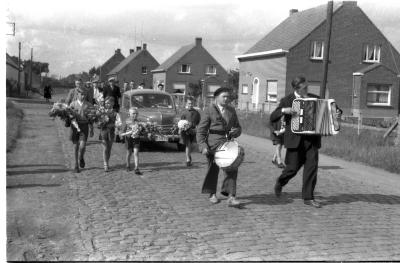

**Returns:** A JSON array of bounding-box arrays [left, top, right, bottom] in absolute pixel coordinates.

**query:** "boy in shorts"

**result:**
[[69, 87, 94, 173], [120, 107, 142, 175]]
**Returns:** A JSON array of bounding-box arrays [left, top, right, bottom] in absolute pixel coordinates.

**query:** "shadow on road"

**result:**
[[7, 183, 62, 189], [6, 168, 69, 176], [7, 164, 65, 168], [320, 193, 400, 205], [238, 192, 300, 207], [319, 165, 342, 170]]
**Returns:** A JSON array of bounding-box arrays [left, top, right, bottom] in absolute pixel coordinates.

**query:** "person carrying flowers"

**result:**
[[119, 107, 143, 175], [179, 97, 201, 167], [68, 86, 95, 173], [96, 96, 122, 172]]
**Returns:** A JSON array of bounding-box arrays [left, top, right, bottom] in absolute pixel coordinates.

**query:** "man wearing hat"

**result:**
[[196, 87, 242, 207], [69, 86, 94, 173], [103, 77, 121, 112]]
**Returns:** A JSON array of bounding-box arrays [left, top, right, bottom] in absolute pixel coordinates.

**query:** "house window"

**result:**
[[242, 84, 248, 94], [266, 80, 278, 102], [363, 44, 381, 63], [179, 64, 191, 73], [367, 84, 391, 106], [141, 66, 147, 74], [206, 65, 216, 75], [310, 41, 324, 60], [173, 83, 186, 94]]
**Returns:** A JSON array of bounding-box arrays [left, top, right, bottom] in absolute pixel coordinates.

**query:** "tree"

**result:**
[[89, 66, 100, 76], [186, 82, 202, 98], [227, 69, 239, 100]]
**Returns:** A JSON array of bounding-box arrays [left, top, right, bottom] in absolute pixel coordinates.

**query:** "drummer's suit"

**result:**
[[270, 92, 321, 200], [197, 103, 242, 196]]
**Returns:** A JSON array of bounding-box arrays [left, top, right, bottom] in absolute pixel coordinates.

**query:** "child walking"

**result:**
[[98, 96, 121, 172], [68, 87, 94, 173], [180, 97, 201, 166], [270, 115, 286, 169], [120, 107, 142, 175]]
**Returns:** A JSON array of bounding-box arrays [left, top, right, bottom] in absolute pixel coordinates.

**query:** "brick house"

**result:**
[[107, 44, 159, 89], [152, 37, 228, 106], [236, 1, 400, 118], [99, 49, 125, 82]]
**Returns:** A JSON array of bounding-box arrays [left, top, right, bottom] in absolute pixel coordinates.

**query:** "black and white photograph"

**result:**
[[4, 0, 400, 261]]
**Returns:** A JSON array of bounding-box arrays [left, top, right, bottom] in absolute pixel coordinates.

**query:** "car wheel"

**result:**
[[177, 143, 185, 151]]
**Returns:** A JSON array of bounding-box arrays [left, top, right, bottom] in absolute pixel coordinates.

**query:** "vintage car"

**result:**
[[120, 89, 184, 150]]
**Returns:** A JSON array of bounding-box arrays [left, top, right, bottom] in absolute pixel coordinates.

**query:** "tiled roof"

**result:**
[[152, 44, 195, 72], [244, 2, 343, 55], [108, 50, 143, 75], [6, 53, 19, 68]]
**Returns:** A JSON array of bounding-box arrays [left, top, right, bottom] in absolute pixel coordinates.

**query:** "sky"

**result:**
[[5, 0, 400, 77]]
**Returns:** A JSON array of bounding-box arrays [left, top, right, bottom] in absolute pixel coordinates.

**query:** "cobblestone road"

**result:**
[[7, 97, 400, 261]]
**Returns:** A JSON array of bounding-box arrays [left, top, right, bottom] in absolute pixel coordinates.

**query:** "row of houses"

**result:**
[[98, 38, 228, 106], [236, 1, 400, 118], [99, 1, 399, 118]]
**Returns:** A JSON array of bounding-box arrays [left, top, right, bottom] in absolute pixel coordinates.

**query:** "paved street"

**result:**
[[7, 97, 400, 261]]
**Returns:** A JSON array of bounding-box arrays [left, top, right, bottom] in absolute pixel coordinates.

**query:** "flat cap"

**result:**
[[213, 87, 231, 97]]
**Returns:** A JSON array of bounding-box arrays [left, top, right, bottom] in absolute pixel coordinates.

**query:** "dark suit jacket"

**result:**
[[197, 103, 242, 153], [270, 93, 321, 149]]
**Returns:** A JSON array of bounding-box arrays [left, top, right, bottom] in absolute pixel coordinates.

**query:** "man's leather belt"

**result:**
[[209, 130, 226, 135]]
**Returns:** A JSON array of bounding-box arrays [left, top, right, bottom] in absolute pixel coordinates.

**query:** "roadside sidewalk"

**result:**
[[238, 134, 400, 195]]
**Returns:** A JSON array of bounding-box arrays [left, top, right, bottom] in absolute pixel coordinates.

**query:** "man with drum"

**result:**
[[270, 75, 341, 208], [197, 87, 242, 207]]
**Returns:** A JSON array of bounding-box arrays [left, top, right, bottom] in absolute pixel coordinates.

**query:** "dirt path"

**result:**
[[6, 97, 85, 261]]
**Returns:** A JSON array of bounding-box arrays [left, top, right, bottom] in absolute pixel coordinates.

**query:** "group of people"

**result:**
[[65, 78, 142, 175], [63, 75, 341, 209]]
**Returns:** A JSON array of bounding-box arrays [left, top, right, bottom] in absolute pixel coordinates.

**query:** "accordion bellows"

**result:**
[[291, 98, 340, 136]]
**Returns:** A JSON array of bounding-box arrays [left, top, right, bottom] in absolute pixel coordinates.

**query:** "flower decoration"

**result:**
[[49, 102, 80, 132]]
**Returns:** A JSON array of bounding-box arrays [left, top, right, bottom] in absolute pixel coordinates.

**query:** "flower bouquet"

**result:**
[[120, 122, 146, 139], [93, 104, 113, 129], [49, 102, 80, 132], [177, 119, 193, 135], [144, 122, 159, 140]]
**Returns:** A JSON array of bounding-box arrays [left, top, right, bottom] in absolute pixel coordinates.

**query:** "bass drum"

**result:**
[[214, 140, 245, 171]]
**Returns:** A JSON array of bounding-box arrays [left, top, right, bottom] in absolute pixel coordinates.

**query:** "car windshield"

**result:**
[[130, 94, 174, 109]]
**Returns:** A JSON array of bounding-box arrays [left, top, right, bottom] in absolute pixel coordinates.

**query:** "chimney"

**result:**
[[195, 37, 202, 46], [289, 9, 298, 16], [143, 43, 147, 50], [115, 48, 121, 54], [136, 46, 142, 51], [129, 49, 135, 54]]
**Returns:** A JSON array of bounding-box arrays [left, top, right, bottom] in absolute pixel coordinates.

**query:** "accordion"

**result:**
[[291, 98, 340, 136]]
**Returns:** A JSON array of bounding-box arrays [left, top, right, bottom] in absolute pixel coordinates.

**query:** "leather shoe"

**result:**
[[209, 194, 219, 204], [304, 199, 322, 208], [73, 166, 80, 173], [134, 169, 142, 175], [79, 158, 85, 168], [274, 182, 282, 197]]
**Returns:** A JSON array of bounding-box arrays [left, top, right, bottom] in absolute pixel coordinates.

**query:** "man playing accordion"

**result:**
[[197, 87, 242, 207], [270, 76, 341, 208]]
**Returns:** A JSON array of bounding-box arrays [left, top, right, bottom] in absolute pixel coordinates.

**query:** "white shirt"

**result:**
[[216, 104, 225, 114]]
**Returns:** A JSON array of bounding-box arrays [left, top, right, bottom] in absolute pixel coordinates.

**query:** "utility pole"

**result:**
[[17, 42, 21, 95], [30, 48, 33, 94], [321, 1, 333, 99]]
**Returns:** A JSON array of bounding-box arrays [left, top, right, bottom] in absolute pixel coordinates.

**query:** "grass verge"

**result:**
[[237, 111, 400, 174], [7, 99, 24, 152]]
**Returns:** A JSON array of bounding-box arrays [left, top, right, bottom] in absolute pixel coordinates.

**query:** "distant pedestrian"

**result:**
[[157, 83, 164, 91], [43, 84, 52, 102], [123, 82, 129, 93], [98, 96, 122, 172], [68, 87, 94, 173], [103, 78, 121, 112], [129, 81, 135, 90], [93, 80, 104, 105], [120, 107, 142, 175], [137, 83, 145, 89], [180, 97, 201, 166], [270, 115, 286, 168]]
